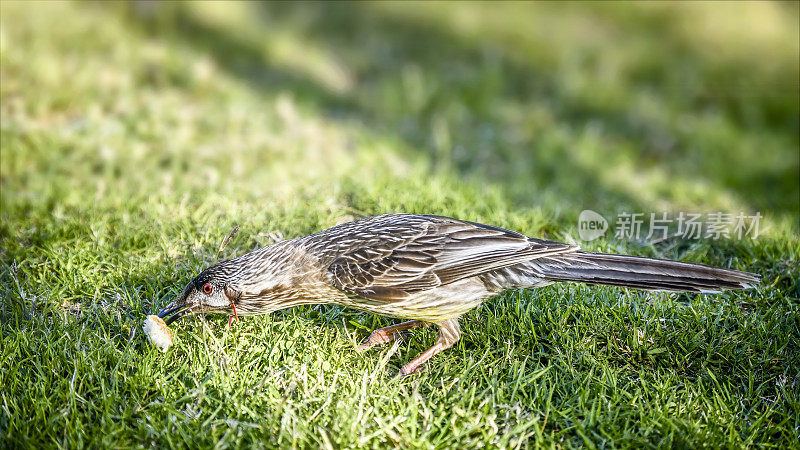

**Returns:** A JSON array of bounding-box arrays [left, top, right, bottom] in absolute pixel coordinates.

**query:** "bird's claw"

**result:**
[[358, 329, 397, 351]]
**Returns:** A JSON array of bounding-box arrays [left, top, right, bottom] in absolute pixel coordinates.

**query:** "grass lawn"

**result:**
[[1, 2, 798, 448]]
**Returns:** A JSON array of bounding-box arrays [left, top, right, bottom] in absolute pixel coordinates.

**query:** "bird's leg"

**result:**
[[400, 318, 461, 376], [358, 320, 426, 351]]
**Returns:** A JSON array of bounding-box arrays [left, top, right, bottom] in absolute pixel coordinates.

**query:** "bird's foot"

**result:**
[[358, 329, 398, 351], [357, 320, 426, 351], [399, 343, 444, 376]]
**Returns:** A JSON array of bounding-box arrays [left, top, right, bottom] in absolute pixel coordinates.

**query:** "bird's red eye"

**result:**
[[202, 283, 213, 294]]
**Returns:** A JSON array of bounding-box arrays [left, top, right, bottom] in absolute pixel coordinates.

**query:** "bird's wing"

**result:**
[[322, 215, 577, 302]]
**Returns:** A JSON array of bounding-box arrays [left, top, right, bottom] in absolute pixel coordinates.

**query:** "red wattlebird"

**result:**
[[158, 214, 758, 375]]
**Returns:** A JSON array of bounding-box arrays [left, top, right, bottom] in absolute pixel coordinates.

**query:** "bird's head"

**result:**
[[157, 264, 242, 325], [156, 241, 303, 324]]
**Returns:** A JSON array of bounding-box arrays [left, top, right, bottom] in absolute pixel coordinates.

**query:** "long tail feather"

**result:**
[[536, 251, 758, 293]]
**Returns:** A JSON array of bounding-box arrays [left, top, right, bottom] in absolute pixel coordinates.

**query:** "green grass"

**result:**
[[1, 1, 798, 448]]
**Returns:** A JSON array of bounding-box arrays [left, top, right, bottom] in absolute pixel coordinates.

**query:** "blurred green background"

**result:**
[[2, 1, 798, 224], [1, 1, 798, 448]]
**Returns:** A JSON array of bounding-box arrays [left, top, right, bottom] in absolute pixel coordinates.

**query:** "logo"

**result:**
[[577, 210, 761, 242], [578, 209, 608, 241]]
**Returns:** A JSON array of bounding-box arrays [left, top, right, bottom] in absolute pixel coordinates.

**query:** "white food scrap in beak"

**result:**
[[143, 315, 174, 352]]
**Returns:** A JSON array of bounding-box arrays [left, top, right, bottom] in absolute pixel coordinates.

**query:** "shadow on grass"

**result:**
[[125, 2, 798, 220]]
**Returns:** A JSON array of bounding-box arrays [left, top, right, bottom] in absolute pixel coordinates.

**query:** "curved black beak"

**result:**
[[157, 303, 189, 325], [157, 282, 193, 325]]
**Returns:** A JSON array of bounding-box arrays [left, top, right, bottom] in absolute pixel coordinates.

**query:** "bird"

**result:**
[[157, 213, 758, 375]]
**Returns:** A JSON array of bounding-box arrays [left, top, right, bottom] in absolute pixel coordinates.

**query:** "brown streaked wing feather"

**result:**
[[325, 215, 578, 303]]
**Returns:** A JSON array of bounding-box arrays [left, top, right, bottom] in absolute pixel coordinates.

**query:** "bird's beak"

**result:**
[[157, 282, 193, 325]]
